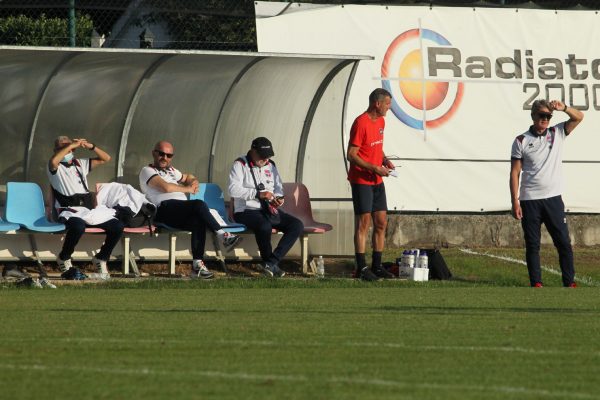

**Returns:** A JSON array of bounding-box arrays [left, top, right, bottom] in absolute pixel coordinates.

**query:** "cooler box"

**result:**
[[409, 267, 429, 282]]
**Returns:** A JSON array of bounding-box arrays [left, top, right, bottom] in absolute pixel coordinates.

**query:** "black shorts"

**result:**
[[351, 183, 387, 215]]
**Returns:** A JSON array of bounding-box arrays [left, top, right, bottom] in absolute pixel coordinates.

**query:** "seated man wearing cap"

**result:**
[[139, 140, 242, 279], [228, 137, 304, 277]]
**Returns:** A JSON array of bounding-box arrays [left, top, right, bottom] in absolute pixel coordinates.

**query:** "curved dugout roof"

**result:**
[[0, 46, 370, 198]]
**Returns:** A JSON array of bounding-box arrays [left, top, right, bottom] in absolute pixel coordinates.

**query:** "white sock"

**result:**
[[216, 229, 226, 238]]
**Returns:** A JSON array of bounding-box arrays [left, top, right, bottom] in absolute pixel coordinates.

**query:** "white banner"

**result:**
[[256, 3, 600, 212]]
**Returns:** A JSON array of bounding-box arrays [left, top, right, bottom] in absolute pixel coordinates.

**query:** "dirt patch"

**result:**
[[1, 257, 357, 280]]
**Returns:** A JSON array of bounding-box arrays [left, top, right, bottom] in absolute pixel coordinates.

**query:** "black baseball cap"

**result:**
[[251, 137, 275, 158]]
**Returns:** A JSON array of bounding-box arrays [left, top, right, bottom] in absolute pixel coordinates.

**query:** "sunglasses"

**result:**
[[154, 150, 173, 158], [536, 112, 553, 120]]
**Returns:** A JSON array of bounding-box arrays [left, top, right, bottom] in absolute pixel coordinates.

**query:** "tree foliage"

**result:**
[[138, 0, 256, 50], [0, 13, 94, 47]]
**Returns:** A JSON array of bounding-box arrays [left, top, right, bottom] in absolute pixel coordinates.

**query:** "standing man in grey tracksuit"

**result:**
[[510, 99, 584, 288]]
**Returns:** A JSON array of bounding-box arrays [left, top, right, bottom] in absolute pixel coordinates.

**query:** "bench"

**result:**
[[154, 183, 248, 274], [151, 182, 333, 275], [5, 181, 333, 277], [225, 182, 333, 274], [6, 181, 153, 276], [95, 183, 156, 276], [46, 182, 157, 276]]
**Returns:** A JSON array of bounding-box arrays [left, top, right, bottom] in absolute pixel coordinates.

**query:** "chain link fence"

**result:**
[[0, 0, 257, 50], [1, 1, 599, 50]]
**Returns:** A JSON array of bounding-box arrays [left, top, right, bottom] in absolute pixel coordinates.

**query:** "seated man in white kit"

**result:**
[[139, 140, 241, 279], [48, 136, 124, 280]]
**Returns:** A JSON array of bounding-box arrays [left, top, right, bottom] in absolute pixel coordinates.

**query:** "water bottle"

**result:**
[[87, 272, 111, 280], [400, 250, 409, 268], [412, 248, 420, 262], [407, 251, 415, 268], [316, 256, 325, 278], [418, 251, 429, 269]]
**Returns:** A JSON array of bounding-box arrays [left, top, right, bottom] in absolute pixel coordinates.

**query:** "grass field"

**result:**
[[1, 247, 600, 400]]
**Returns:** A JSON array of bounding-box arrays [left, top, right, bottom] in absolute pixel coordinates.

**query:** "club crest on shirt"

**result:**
[[379, 128, 384, 135], [265, 169, 272, 178]]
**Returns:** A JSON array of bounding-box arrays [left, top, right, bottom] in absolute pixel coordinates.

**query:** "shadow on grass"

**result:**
[[44, 304, 600, 316], [377, 305, 600, 315]]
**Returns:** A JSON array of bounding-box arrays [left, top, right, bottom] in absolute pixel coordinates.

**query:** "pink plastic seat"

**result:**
[[281, 183, 333, 233]]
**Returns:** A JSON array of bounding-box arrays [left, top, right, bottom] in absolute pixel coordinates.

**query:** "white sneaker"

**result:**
[[32, 278, 43, 288], [190, 260, 214, 280], [92, 257, 111, 280], [56, 256, 73, 272], [220, 232, 242, 253], [39, 277, 57, 289]]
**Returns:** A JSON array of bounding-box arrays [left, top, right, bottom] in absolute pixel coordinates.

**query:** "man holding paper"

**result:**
[[347, 88, 396, 281], [139, 140, 241, 279]]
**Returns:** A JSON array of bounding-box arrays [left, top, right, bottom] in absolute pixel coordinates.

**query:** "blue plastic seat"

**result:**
[[192, 183, 246, 233], [0, 215, 19, 232], [6, 182, 65, 232]]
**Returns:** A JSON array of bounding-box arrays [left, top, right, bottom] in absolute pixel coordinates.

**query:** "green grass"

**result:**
[[2, 247, 600, 400]]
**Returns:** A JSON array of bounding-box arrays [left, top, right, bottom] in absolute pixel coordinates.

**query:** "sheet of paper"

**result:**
[[209, 208, 228, 226]]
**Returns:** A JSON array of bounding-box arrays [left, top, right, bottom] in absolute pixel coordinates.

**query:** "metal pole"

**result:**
[[69, 0, 76, 47]]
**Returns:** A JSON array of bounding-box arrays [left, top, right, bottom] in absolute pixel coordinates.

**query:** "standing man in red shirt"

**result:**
[[347, 88, 396, 281]]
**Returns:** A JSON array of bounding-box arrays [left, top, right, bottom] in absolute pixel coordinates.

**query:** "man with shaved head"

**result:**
[[139, 141, 241, 279]]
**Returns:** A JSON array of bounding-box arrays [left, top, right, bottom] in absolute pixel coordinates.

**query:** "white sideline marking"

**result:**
[[5, 337, 600, 357], [0, 362, 597, 399], [459, 248, 600, 287]]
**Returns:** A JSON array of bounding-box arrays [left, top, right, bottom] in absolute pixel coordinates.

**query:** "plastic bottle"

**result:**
[[407, 251, 415, 268], [87, 272, 111, 280], [412, 248, 420, 262], [418, 251, 429, 269], [316, 256, 325, 278], [400, 250, 409, 268]]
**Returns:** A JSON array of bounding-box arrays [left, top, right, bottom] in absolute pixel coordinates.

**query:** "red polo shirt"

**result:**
[[347, 112, 385, 185]]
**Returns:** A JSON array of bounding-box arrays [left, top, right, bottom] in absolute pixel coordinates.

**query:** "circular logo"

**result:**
[[381, 29, 464, 130]]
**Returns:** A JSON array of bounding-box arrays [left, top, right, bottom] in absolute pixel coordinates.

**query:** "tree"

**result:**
[[138, 0, 257, 50], [0, 13, 94, 47]]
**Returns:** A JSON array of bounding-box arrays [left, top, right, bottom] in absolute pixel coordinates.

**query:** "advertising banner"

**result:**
[[256, 3, 600, 212]]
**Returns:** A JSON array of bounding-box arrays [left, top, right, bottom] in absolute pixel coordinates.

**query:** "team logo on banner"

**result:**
[[381, 28, 464, 130]]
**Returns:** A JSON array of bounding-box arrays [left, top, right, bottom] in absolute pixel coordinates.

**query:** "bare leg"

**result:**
[[372, 210, 387, 252], [354, 213, 372, 253]]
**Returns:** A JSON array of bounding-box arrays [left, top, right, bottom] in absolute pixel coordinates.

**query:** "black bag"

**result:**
[[114, 203, 157, 232], [53, 189, 95, 209], [52, 159, 95, 209], [423, 248, 452, 280]]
